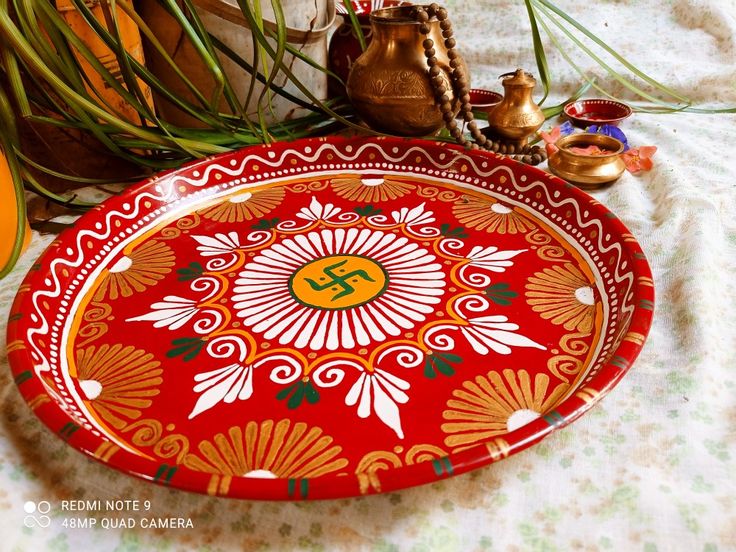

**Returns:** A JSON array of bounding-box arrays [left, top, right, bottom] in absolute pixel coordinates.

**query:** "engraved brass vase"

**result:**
[[346, 5, 466, 136], [485, 69, 545, 146]]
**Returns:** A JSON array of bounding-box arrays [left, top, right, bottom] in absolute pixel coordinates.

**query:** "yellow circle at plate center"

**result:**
[[289, 254, 388, 310]]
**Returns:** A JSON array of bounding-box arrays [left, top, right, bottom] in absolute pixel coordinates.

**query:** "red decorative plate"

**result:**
[[7, 137, 653, 500]]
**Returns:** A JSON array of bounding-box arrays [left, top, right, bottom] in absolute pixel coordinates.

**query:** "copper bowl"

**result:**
[[469, 88, 503, 114], [548, 133, 626, 189], [564, 99, 632, 127]]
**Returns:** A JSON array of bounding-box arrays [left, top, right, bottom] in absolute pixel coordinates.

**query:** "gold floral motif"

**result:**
[[624, 331, 647, 346], [416, 186, 460, 202], [536, 245, 567, 262], [76, 344, 163, 429], [76, 301, 113, 347], [575, 386, 602, 404], [525, 263, 597, 333], [545, 330, 592, 383], [27, 394, 51, 411], [198, 188, 285, 223], [159, 213, 202, 240], [183, 419, 348, 478], [404, 444, 448, 465], [441, 369, 569, 451], [546, 354, 583, 384], [524, 226, 552, 247], [6, 340, 25, 353], [207, 474, 233, 496], [355, 444, 447, 494], [93, 441, 120, 463], [355, 451, 402, 495], [330, 176, 415, 202], [123, 418, 164, 447], [94, 241, 175, 301], [485, 438, 511, 461], [287, 180, 329, 193], [452, 196, 536, 234]]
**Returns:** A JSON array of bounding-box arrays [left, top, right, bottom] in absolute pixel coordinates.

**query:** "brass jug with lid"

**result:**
[[346, 5, 468, 137], [485, 69, 545, 146]]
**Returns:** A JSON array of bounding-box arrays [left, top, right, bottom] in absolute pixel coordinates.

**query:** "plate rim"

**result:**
[[6, 136, 654, 500]]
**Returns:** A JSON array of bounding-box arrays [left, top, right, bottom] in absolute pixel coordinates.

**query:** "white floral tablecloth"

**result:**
[[1, 0, 735, 550]]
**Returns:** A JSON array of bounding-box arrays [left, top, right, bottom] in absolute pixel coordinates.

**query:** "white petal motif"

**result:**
[[344, 370, 409, 439], [461, 315, 547, 355], [192, 232, 241, 256], [296, 196, 342, 222], [188, 363, 253, 419], [391, 202, 435, 226], [126, 295, 198, 330], [466, 245, 527, 272]]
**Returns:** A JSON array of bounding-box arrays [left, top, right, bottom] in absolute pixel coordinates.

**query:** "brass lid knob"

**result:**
[[499, 68, 536, 88]]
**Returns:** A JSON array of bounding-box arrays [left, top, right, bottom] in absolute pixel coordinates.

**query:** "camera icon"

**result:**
[[23, 501, 51, 528]]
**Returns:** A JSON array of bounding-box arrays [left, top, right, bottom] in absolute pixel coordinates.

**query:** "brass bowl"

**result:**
[[548, 133, 626, 189]]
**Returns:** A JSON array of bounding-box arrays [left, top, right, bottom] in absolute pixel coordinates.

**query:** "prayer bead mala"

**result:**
[[414, 4, 546, 165]]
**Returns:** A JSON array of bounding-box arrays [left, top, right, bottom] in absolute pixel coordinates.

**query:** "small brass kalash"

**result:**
[[484, 69, 546, 147], [346, 5, 468, 136]]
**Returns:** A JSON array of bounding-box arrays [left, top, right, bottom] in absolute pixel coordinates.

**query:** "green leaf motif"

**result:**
[[355, 205, 381, 217], [484, 283, 518, 306], [177, 262, 204, 282], [277, 380, 320, 409], [166, 337, 205, 362], [440, 223, 469, 239], [424, 352, 463, 379], [251, 218, 280, 230]]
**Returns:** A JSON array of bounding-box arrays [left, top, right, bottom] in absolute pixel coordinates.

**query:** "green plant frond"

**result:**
[[2, 7, 233, 154], [261, 0, 288, 122], [529, 0, 735, 113], [35, 0, 161, 126], [117, 0, 255, 130], [533, 5, 689, 112], [540, 79, 594, 119], [0, 86, 26, 278], [100, 0, 158, 122], [14, 149, 145, 184], [534, 0, 690, 104], [341, 0, 366, 52], [232, 0, 371, 134], [267, 29, 347, 87], [252, 0, 271, 82], [12, 0, 63, 72], [1, 46, 31, 117], [234, 0, 275, 140], [524, 0, 550, 105], [114, 0, 214, 111], [208, 33, 319, 112], [159, 0, 226, 111], [20, 167, 96, 208], [179, 0, 256, 131]]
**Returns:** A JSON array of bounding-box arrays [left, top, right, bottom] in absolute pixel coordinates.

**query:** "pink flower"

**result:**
[[567, 145, 609, 156], [621, 146, 657, 173], [539, 126, 562, 156], [539, 122, 575, 156]]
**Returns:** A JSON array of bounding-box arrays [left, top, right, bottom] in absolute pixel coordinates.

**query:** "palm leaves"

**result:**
[[524, 0, 736, 115]]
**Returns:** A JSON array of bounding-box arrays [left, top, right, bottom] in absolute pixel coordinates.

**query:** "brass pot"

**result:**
[[346, 5, 467, 136], [485, 69, 545, 146], [548, 133, 626, 189]]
